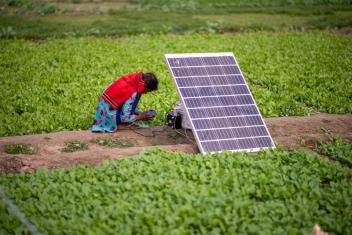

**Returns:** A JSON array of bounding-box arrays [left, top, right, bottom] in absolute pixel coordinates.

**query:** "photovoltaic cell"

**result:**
[[188, 105, 258, 119], [165, 52, 275, 153], [192, 115, 264, 129], [179, 85, 250, 97], [175, 75, 245, 87], [184, 95, 254, 108]]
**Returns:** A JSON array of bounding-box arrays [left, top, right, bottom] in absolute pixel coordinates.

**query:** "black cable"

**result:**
[[126, 123, 196, 145], [174, 128, 197, 145], [127, 124, 168, 137]]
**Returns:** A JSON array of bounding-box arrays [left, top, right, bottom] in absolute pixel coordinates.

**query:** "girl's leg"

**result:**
[[119, 92, 141, 124]]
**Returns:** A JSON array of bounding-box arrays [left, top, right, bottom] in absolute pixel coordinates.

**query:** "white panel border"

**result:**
[[165, 52, 234, 58]]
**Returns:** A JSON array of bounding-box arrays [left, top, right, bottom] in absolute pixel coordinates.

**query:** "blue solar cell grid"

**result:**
[[165, 53, 275, 153]]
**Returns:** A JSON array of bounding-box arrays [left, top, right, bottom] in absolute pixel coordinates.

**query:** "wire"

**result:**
[[0, 187, 41, 235], [174, 128, 197, 145], [169, 114, 196, 144], [127, 124, 168, 137], [125, 122, 196, 145]]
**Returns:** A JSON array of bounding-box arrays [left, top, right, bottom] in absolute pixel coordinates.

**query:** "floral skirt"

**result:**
[[91, 97, 118, 133]]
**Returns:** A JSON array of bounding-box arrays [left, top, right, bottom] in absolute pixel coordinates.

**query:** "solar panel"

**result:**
[[165, 52, 275, 154]]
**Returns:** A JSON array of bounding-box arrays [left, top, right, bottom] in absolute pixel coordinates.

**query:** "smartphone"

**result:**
[[147, 110, 156, 117]]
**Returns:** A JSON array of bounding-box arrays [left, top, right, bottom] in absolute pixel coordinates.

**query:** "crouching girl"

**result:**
[[92, 72, 158, 132]]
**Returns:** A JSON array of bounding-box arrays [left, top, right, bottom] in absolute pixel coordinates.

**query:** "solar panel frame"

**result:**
[[165, 52, 275, 154]]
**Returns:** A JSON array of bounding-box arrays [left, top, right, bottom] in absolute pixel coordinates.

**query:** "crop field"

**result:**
[[1, 147, 352, 234], [1, 33, 351, 136], [1, 0, 352, 39], [1, 0, 352, 234], [2, 10, 352, 39]]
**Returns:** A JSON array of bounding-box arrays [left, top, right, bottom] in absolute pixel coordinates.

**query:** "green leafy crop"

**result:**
[[0, 197, 30, 235], [0, 33, 351, 136], [0, 149, 351, 234], [316, 137, 352, 167]]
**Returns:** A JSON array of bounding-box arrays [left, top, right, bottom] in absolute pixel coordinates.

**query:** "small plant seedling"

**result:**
[[299, 136, 307, 146], [92, 137, 134, 148], [117, 138, 134, 148], [4, 143, 36, 155], [320, 127, 332, 135], [94, 137, 114, 147], [61, 140, 88, 153]]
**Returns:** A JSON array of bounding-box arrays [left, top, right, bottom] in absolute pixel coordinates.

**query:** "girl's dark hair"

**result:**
[[142, 72, 158, 91]]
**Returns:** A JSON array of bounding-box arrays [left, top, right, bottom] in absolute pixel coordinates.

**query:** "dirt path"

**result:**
[[0, 113, 351, 173]]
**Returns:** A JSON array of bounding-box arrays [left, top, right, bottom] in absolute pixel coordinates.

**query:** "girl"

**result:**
[[92, 72, 158, 132]]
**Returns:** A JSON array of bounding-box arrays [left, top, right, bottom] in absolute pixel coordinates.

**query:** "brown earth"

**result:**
[[0, 113, 351, 174], [335, 27, 352, 36]]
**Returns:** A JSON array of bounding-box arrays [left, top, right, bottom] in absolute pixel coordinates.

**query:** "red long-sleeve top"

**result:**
[[102, 72, 145, 110]]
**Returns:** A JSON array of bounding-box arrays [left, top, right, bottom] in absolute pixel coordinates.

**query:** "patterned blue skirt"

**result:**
[[91, 97, 118, 132], [91, 93, 140, 132]]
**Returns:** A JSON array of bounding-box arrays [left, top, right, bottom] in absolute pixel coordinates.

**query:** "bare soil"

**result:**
[[0, 113, 351, 174], [335, 27, 352, 36]]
